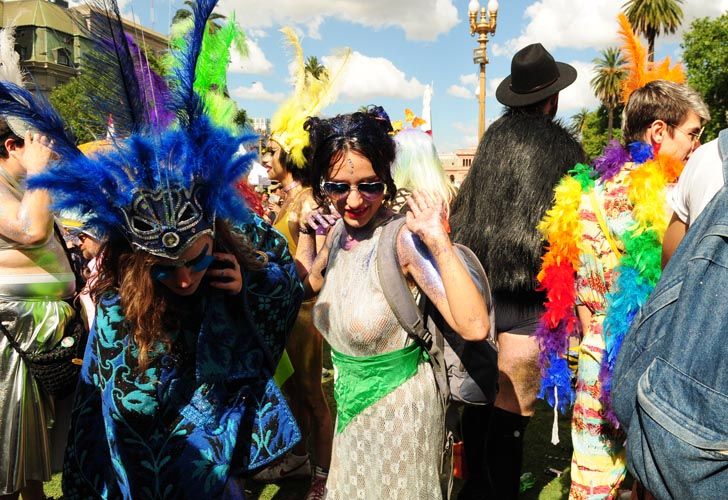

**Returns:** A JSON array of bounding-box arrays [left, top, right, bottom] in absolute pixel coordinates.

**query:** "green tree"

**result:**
[[305, 56, 327, 79], [49, 74, 106, 144], [682, 13, 728, 142], [591, 48, 626, 140], [233, 108, 251, 131], [144, 49, 168, 79], [581, 106, 624, 161], [623, 0, 684, 62], [172, 0, 227, 32], [570, 108, 590, 140]]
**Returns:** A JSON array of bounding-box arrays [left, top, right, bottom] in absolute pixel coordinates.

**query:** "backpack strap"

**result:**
[[376, 216, 451, 403], [322, 219, 348, 273], [719, 129, 728, 185]]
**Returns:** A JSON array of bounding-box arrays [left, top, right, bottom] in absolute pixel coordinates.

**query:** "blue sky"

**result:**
[[107, 0, 725, 154]]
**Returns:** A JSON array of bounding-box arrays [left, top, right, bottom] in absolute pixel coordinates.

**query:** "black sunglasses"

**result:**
[[322, 181, 386, 200]]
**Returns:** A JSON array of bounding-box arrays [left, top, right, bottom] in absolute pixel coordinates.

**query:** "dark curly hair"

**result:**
[[304, 106, 396, 206]]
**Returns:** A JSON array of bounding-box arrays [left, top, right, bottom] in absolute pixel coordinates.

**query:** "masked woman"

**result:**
[[0, 1, 303, 497], [296, 109, 490, 499]]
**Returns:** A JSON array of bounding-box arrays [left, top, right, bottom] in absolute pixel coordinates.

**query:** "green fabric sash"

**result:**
[[331, 343, 423, 434]]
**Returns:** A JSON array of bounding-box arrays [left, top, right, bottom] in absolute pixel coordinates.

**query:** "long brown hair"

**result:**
[[92, 219, 267, 370]]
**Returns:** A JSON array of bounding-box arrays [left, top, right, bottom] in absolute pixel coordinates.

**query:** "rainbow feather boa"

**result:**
[[536, 141, 684, 425]]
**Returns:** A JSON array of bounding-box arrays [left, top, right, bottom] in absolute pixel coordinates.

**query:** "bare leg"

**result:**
[[489, 332, 540, 499], [282, 301, 333, 469], [494, 332, 540, 416]]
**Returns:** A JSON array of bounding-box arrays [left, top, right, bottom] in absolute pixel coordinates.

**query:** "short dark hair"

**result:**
[[507, 95, 552, 116], [0, 119, 24, 159], [622, 80, 710, 144], [304, 107, 397, 206]]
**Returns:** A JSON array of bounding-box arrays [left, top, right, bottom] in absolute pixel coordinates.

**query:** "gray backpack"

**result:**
[[376, 216, 498, 407]]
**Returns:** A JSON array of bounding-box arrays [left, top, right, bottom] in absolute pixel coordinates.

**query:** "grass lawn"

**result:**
[[44, 345, 574, 499]]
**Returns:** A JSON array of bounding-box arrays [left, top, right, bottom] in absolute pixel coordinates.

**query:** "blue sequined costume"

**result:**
[[62, 218, 303, 499]]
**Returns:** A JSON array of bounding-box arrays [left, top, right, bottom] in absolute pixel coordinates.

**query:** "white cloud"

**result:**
[[322, 51, 426, 101], [451, 121, 478, 149], [680, 0, 728, 24], [448, 85, 475, 99], [493, 0, 728, 57], [217, 0, 459, 41], [448, 74, 479, 99], [492, 0, 621, 56], [488, 76, 504, 96], [229, 38, 273, 75], [556, 60, 600, 113], [231, 82, 284, 102]]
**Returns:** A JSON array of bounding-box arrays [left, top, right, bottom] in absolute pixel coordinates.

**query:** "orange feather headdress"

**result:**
[[618, 13, 685, 104]]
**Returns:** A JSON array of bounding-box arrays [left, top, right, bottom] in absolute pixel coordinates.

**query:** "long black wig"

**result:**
[[450, 108, 586, 302]]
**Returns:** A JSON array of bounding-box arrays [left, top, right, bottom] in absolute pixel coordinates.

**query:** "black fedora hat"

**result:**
[[496, 43, 577, 107]]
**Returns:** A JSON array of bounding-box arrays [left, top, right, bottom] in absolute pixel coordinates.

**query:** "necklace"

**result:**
[[283, 181, 300, 193]]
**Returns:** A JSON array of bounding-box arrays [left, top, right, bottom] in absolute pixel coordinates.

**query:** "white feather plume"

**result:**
[[0, 26, 26, 86]]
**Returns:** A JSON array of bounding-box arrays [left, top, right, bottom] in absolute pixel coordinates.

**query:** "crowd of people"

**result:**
[[0, 1, 726, 499]]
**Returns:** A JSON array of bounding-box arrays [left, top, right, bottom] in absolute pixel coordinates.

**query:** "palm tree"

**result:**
[[591, 48, 626, 139], [570, 108, 590, 140], [305, 56, 327, 80], [172, 0, 227, 32], [622, 0, 684, 62]]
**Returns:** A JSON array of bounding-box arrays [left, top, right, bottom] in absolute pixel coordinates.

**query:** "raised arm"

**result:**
[[0, 132, 55, 245], [398, 191, 489, 341], [295, 213, 339, 299]]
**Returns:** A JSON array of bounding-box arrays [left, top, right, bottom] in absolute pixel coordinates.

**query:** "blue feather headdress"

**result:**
[[0, 0, 256, 258]]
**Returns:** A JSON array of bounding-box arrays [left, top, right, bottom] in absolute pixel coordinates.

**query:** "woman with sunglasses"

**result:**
[[251, 28, 345, 499], [296, 109, 490, 499]]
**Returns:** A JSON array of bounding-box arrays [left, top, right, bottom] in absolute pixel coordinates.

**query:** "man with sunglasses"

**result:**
[[537, 78, 710, 499]]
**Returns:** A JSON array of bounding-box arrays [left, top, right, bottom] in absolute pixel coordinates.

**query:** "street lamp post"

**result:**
[[468, 0, 498, 140]]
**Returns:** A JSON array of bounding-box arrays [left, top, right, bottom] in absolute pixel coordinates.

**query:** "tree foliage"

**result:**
[[49, 74, 106, 144], [233, 109, 250, 130], [172, 0, 227, 32], [305, 56, 327, 79], [623, 0, 684, 61], [570, 108, 590, 140], [682, 13, 728, 142], [591, 48, 626, 139], [581, 106, 623, 161]]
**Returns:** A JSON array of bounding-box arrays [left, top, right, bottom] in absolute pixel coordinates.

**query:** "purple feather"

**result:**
[[593, 140, 630, 181], [124, 33, 174, 129]]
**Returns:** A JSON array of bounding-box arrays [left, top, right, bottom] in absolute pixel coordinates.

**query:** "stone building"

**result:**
[[0, 0, 167, 95], [439, 147, 476, 186]]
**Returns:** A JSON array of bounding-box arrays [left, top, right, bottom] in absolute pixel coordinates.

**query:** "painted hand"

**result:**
[[12, 131, 54, 175], [206, 252, 243, 294], [405, 190, 450, 249], [300, 207, 340, 236]]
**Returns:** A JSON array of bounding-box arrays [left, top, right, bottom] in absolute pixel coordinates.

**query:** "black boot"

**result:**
[[485, 407, 530, 500], [457, 404, 494, 500]]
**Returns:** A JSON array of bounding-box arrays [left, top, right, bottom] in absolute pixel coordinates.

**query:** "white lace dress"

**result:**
[[313, 223, 443, 500]]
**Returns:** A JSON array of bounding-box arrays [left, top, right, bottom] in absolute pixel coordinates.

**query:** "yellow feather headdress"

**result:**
[[618, 13, 685, 104], [269, 27, 350, 169]]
